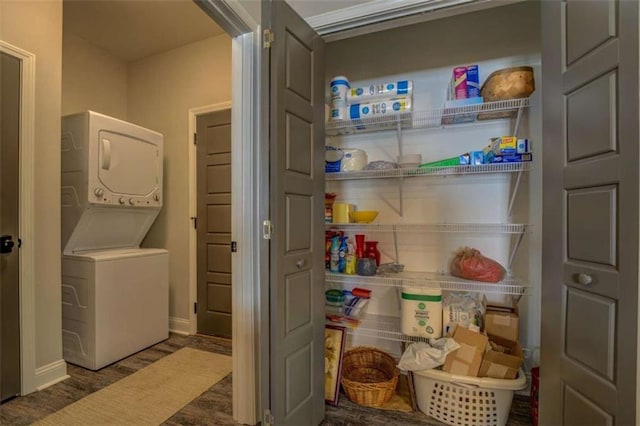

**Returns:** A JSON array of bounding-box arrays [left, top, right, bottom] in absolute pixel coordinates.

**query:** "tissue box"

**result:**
[[443, 326, 488, 377], [479, 335, 524, 379]]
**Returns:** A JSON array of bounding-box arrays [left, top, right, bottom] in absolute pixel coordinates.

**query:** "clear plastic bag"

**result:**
[[450, 247, 506, 283]]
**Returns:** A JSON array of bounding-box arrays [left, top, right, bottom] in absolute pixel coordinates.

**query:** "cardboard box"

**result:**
[[443, 326, 488, 377], [479, 335, 524, 379], [484, 297, 519, 341]]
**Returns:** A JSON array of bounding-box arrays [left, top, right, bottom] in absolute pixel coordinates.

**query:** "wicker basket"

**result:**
[[478, 66, 535, 120], [340, 347, 399, 407]]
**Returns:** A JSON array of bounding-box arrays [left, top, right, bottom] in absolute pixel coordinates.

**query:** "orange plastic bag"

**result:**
[[450, 247, 506, 283]]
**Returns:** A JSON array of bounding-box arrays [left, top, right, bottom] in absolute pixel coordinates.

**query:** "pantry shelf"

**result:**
[[325, 98, 531, 136], [325, 222, 527, 234], [340, 314, 429, 344], [325, 161, 531, 181], [325, 271, 527, 296]]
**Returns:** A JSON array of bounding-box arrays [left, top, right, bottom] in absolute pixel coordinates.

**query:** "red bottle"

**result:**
[[365, 241, 380, 266]]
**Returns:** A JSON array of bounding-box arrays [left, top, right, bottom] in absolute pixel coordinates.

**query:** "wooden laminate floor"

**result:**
[[0, 334, 532, 425]]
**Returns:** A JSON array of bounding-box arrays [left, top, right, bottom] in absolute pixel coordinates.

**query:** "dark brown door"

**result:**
[[541, 0, 638, 423], [1, 51, 22, 401], [196, 109, 232, 338], [264, 1, 325, 424]]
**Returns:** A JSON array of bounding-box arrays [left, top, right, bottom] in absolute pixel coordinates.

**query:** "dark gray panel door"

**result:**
[[541, 1, 638, 424], [265, 1, 325, 424], [1, 51, 22, 401], [196, 109, 232, 338]]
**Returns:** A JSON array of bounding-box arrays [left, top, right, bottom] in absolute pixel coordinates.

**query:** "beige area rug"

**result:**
[[36, 347, 232, 426]]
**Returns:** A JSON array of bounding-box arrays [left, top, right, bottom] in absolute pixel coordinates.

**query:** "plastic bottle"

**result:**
[[345, 239, 356, 275], [329, 236, 340, 272], [338, 236, 348, 273]]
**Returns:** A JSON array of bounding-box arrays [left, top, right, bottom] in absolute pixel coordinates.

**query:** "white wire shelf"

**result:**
[[325, 98, 531, 136], [325, 271, 527, 295], [325, 222, 527, 234], [326, 161, 530, 181], [342, 314, 430, 344]]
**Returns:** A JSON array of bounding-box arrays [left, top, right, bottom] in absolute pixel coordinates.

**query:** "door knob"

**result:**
[[576, 273, 593, 286], [0, 235, 15, 254], [296, 259, 304, 269]]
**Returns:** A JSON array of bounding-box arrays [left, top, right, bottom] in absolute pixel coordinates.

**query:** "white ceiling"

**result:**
[[63, 0, 226, 62], [62, 0, 380, 62]]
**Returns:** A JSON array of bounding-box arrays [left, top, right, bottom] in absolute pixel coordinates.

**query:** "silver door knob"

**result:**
[[577, 273, 593, 286], [296, 259, 304, 269]]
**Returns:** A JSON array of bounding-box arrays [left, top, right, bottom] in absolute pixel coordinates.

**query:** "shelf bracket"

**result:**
[[508, 226, 526, 271], [507, 170, 524, 217], [512, 99, 525, 137], [392, 225, 400, 265], [396, 120, 404, 218]]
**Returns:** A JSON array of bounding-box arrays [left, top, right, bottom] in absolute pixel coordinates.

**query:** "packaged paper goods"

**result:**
[[347, 80, 413, 103], [349, 97, 412, 120], [401, 287, 443, 339]]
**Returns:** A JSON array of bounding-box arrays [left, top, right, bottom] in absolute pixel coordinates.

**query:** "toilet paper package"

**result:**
[[349, 97, 412, 120], [347, 80, 413, 103]]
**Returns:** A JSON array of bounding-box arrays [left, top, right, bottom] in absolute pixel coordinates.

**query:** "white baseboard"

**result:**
[[34, 359, 69, 391], [169, 316, 191, 335]]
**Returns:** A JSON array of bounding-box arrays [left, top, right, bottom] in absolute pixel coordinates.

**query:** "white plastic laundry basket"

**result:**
[[413, 368, 527, 426]]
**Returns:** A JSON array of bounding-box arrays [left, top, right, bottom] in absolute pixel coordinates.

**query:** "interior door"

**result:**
[[541, 1, 638, 424], [196, 109, 232, 338], [264, 1, 326, 424], [1, 51, 22, 401]]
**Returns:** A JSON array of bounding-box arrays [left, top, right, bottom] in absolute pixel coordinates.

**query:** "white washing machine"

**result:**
[[61, 111, 168, 370], [62, 248, 168, 370]]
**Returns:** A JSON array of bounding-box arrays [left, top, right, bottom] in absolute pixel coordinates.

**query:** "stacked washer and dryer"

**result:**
[[61, 111, 169, 370]]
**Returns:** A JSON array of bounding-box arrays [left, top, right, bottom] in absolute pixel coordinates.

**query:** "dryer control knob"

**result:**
[[129, 198, 135, 205], [119, 197, 125, 205], [94, 188, 104, 197], [154, 193, 160, 201]]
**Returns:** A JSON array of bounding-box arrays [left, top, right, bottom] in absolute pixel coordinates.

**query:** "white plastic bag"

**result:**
[[397, 338, 460, 371]]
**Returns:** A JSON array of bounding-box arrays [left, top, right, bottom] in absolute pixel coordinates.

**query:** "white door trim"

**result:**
[[0, 40, 37, 395], [188, 100, 232, 337]]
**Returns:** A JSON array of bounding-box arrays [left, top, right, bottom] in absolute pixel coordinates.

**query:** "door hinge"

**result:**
[[230, 241, 237, 253], [263, 220, 273, 240], [263, 29, 274, 48], [193, 132, 197, 145], [194, 302, 198, 314], [263, 409, 275, 426], [190, 216, 197, 229]]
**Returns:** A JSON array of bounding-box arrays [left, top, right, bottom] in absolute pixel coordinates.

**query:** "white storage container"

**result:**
[[413, 367, 527, 426], [401, 287, 442, 338]]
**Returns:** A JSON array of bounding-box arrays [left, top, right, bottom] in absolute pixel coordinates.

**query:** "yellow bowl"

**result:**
[[349, 210, 379, 223]]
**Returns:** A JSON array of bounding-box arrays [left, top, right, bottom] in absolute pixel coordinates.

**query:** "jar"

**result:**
[[356, 258, 377, 276]]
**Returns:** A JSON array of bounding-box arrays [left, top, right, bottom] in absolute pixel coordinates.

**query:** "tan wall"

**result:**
[[127, 35, 232, 321], [62, 32, 128, 119], [0, 0, 63, 368]]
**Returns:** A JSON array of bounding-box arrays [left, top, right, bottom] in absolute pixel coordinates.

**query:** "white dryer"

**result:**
[[61, 111, 168, 370]]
